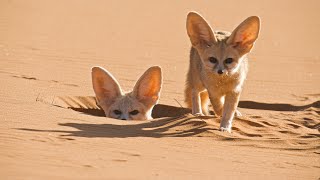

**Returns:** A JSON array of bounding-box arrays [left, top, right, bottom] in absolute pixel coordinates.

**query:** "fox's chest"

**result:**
[[202, 71, 246, 94]]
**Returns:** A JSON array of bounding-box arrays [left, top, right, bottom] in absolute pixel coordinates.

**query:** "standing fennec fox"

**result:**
[[185, 12, 260, 132], [92, 66, 162, 120]]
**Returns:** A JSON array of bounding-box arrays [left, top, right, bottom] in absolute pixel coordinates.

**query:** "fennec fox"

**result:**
[[185, 12, 260, 132], [92, 66, 162, 120]]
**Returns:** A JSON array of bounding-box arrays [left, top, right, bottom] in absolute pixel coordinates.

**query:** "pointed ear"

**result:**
[[186, 12, 217, 48], [133, 66, 162, 108], [227, 16, 260, 54], [91, 66, 122, 108]]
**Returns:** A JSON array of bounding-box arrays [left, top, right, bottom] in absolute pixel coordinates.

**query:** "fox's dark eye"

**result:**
[[129, 110, 139, 115], [224, 58, 233, 64], [113, 110, 122, 115], [208, 57, 218, 64]]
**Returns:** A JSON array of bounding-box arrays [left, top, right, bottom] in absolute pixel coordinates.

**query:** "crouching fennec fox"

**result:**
[[92, 66, 162, 120], [184, 12, 260, 132]]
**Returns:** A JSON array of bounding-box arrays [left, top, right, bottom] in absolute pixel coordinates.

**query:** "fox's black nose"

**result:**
[[121, 118, 127, 120], [217, 70, 223, 74]]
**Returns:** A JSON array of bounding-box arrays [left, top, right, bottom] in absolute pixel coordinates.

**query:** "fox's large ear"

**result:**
[[227, 16, 260, 55], [92, 66, 122, 108], [133, 66, 162, 108], [186, 12, 217, 48]]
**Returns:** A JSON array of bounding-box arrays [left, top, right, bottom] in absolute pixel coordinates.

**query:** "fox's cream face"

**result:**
[[186, 12, 260, 76], [92, 66, 162, 120], [106, 95, 151, 120], [198, 38, 243, 76]]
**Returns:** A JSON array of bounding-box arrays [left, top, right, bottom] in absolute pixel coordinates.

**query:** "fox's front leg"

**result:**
[[209, 95, 223, 117], [220, 92, 240, 132], [191, 89, 203, 116]]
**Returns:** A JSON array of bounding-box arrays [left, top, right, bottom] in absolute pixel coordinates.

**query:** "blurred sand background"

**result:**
[[0, 0, 319, 179]]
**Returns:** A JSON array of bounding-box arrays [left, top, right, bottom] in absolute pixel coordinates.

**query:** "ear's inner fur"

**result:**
[[133, 66, 162, 109], [186, 12, 217, 48], [226, 16, 260, 55], [91, 67, 123, 109]]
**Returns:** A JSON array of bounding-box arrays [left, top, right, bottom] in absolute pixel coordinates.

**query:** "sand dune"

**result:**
[[1, 0, 319, 179], [49, 96, 320, 151]]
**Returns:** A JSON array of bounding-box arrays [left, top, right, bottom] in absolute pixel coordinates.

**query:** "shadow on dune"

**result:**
[[69, 107, 105, 117], [238, 100, 320, 112], [68, 100, 320, 118], [16, 115, 218, 138], [56, 96, 320, 118], [69, 104, 191, 118], [152, 104, 191, 118], [56, 96, 191, 118]]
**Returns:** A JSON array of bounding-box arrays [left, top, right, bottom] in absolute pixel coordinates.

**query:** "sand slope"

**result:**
[[0, 0, 319, 179]]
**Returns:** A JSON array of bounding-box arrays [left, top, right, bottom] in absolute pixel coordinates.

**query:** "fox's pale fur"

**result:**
[[92, 66, 162, 120], [184, 12, 260, 132]]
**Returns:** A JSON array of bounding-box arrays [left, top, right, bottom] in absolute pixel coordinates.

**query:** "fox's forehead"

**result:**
[[114, 96, 135, 110], [203, 31, 239, 60], [110, 94, 145, 113]]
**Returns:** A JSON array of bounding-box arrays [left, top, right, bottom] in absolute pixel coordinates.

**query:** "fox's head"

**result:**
[[92, 66, 162, 120], [186, 12, 260, 76]]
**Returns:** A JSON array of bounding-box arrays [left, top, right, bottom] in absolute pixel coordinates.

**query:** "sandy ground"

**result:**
[[0, 0, 319, 179]]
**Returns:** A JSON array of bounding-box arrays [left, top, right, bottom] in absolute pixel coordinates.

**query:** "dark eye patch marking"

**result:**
[[113, 110, 122, 115], [224, 58, 233, 64], [129, 110, 139, 115], [209, 57, 218, 64]]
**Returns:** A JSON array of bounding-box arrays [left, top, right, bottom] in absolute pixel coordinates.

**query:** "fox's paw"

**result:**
[[235, 110, 242, 117], [219, 127, 231, 133]]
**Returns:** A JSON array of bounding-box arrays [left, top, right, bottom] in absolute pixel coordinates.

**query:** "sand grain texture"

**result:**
[[0, 1, 319, 179]]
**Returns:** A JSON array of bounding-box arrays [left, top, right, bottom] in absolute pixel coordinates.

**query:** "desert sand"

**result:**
[[0, 0, 319, 179]]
